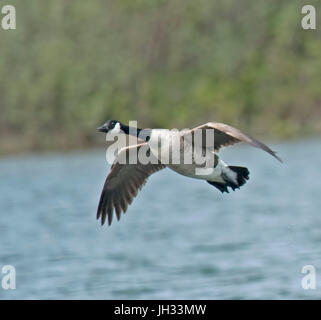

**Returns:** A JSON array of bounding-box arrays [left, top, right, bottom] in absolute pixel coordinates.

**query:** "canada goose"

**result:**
[[97, 120, 282, 226]]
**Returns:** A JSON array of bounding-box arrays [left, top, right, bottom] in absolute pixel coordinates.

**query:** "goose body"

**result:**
[[147, 129, 225, 181], [96, 120, 282, 226]]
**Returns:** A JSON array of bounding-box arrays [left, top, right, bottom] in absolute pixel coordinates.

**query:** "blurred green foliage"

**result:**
[[0, 0, 320, 154]]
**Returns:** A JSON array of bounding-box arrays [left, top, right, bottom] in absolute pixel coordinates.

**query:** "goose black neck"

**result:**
[[120, 124, 151, 142]]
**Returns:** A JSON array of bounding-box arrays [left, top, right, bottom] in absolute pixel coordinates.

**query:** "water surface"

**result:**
[[0, 140, 321, 299]]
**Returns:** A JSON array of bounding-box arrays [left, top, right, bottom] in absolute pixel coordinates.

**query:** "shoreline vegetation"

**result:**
[[1, 0, 320, 156]]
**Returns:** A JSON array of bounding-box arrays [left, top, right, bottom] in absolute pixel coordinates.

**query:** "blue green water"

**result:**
[[1, 140, 321, 299]]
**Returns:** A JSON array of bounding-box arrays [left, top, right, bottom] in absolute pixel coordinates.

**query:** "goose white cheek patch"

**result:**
[[109, 122, 121, 134]]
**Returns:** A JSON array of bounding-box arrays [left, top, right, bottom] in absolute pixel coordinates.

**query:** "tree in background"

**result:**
[[0, 0, 320, 154]]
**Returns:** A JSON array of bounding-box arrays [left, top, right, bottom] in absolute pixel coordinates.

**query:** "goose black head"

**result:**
[[97, 120, 122, 134]]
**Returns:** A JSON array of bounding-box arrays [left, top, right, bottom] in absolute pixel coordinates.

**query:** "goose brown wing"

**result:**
[[184, 122, 282, 162], [97, 143, 166, 226]]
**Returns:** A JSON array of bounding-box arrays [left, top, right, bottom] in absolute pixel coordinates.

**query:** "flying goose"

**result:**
[[97, 120, 282, 226]]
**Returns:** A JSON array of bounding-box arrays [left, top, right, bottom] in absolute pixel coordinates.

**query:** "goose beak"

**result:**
[[97, 123, 108, 133]]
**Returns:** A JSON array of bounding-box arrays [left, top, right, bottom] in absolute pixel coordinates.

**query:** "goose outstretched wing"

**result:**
[[184, 122, 282, 162], [97, 143, 166, 226]]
